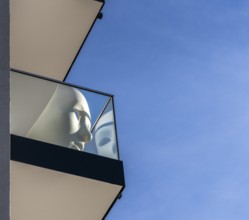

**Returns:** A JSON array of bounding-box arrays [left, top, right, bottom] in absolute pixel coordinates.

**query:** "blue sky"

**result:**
[[66, 0, 249, 219]]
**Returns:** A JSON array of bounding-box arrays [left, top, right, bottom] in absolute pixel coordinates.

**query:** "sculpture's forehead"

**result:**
[[71, 88, 86, 102], [52, 85, 90, 115], [71, 88, 90, 114]]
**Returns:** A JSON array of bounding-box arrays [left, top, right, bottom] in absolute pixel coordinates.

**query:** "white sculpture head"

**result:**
[[94, 110, 118, 159], [27, 85, 92, 151]]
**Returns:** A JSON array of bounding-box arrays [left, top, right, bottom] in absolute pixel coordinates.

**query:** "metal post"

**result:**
[[0, 0, 10, 219]]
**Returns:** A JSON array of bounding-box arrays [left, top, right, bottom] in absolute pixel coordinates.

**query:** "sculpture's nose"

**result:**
[[78, 116, 92, 142], [81, 128, 92, 142]]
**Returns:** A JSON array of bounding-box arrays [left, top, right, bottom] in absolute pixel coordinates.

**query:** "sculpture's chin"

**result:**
[[71, 141, 85, 151]]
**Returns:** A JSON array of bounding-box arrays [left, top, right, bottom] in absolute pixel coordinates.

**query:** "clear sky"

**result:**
[[66, 0, 249, 219]]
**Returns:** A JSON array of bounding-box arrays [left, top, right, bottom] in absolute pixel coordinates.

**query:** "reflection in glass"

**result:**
[[92, 101, 118, 160]]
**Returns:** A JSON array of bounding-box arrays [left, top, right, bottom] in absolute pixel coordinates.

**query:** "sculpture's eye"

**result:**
[[98, 137, 111, 147]]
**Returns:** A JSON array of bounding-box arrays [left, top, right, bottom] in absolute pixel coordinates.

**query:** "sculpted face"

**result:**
[[69, 106, 92, 151], [27, 85, 92, 151]]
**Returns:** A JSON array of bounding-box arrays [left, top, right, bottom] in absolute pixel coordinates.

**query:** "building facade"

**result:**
[[0, 0, 125, 219]]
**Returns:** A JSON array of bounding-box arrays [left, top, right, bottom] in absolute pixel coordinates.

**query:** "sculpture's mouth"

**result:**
[[71, 141, 84, 151]]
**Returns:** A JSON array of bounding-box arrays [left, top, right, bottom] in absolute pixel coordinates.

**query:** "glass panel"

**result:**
[[85, 99, 119, 160], [10, 71, 119, 160], [81, 90, 110, 126]]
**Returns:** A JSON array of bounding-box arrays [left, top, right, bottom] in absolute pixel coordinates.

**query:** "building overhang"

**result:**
[[11, 135, 125, 220], [10, 0, 104, 81]]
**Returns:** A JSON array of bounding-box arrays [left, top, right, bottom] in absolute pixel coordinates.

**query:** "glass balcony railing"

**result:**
[[10, 70, 120, 160]]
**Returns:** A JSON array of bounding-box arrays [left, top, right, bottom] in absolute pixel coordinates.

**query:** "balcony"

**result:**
[[10, 70, 125, 220], [11, 0, 105, 81]]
